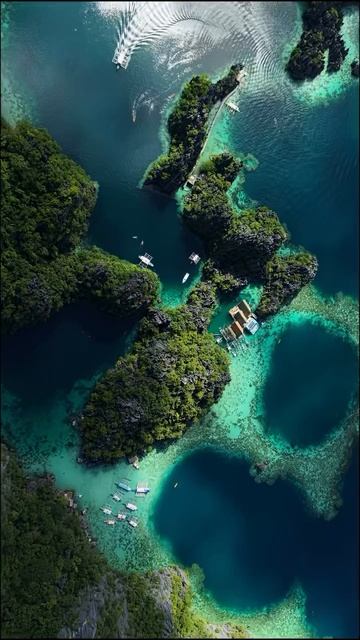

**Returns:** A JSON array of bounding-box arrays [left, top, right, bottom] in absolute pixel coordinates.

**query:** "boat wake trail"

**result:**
[[96, 1, 250, 69]]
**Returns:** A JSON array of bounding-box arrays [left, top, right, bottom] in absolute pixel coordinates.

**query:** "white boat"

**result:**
[[117, 513, 127, 520], [114, 48, 129, 70], [132, 235, 138, 239], [116, 481, 132, 492], [226, 101, 240, 113], [112, 493, 121, 502], [174, 482, 178, 488], [139, 253, 154, 267], [126, 503, 137, 511], [182, 272, 190, 284], [128, 519, 138, 528], [189, 252, 201, 264], [100, 506, 112, 515], [104, 519, 116, 526]]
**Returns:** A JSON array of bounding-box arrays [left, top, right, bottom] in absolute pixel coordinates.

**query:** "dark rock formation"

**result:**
[[286, 2, 349, 81], [257, 253, 318, 318], [351, 58, 359, 77], [144, 65, 243, 195], [78, 282, 230, 464]]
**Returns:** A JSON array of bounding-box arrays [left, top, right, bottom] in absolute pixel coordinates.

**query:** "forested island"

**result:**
[[286, 1, 349, 80], [143, 64, 243, 194], [1, 120, 159, 334], [182, 152, 318, 317], [1, 443, 246, 639], [79, 281, 230, 464]]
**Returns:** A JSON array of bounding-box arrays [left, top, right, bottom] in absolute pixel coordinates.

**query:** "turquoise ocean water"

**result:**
[[1, 2, 359, 637]]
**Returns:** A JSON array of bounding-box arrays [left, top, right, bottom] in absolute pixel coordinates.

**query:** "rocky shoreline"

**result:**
[[78, 281, 230, 464], [286, 1, 350, 81], [143, 64, 243, 194]]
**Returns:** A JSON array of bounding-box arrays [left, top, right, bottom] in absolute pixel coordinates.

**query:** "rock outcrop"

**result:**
[[286, 2, 349, 81], [257, 253, 319, 318]]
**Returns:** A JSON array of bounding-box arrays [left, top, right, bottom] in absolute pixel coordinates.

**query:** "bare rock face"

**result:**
[[57, 576, 126, 639], [57, 567, 189, 639]]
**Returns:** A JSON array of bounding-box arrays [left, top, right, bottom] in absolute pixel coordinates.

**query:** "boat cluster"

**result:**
[[100, 479, 151, 530], [135, 234, 201, 285]]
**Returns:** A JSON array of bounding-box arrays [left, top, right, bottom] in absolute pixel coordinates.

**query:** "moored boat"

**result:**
[[116, 481, 132, 492], [100, 506, 112, 515], [126, 502, 137, 511]]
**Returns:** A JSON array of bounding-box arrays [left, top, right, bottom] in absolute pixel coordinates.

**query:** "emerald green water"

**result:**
[[1, 2, 359, 637]]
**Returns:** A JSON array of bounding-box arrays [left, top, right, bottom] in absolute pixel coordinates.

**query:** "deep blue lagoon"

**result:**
[[263, 323, 359, 447], [153, 448, 359, 639]]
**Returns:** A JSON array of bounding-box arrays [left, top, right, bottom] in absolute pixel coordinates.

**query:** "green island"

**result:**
[[79, 281, 230, 464], [286, 1, 350, 81], [182, 151, 318, 318], [79, 150, 317, 464], [1, 119, 159, 334], [1, 442, 247, 639], [143, 64, 243, 194]]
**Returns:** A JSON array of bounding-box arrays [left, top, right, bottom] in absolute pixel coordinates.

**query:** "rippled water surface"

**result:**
[[1, 1, 359, 637]]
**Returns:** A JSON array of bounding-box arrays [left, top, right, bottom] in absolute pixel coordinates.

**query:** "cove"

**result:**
[[152, 447, 359, 638], [263, 322, 358, 447]]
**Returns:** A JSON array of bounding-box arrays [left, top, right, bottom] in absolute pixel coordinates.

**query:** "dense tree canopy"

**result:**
[[1, 444, 104, 638], [286, 1, 349, 80], [144, 65, 243, 194], [79, 282, 230, 464], [182, 151, 317, 314], [1, 120, 159, 333]]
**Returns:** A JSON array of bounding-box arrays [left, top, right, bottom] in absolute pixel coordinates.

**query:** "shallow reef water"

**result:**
[[1, 1, 359, 637]]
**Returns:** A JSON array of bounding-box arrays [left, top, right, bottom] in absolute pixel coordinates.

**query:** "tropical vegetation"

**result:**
[[78, 282, 230, 464], [1, 119, 159, 333], [1, 443, 246, 638], [144, 65, 243, 194], [286, 1, 349, 80]]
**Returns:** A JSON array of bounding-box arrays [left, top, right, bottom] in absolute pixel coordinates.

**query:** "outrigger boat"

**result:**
[[116, 481, 132, 492], [104, 519, 116, 526], [112, 493, 121, 502], [128, 519, 138, 528], [100, 506, 112, 515], [117, 513, 127, 521], [189, 252, 201, 264], [126, 503, 137, 511], [182, 272, 190, 284], [139, 253, 154, 267]]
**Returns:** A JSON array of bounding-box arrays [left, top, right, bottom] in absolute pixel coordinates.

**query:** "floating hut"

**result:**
[[228, 300, 259, 335]]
